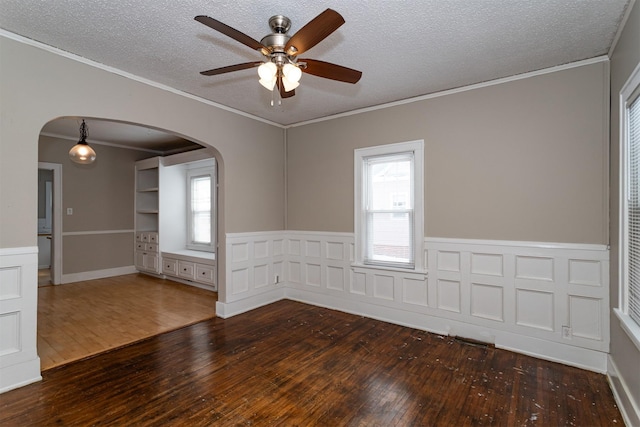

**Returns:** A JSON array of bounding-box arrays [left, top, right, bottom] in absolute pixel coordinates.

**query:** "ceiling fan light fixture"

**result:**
[[259, 77, 277, 91], [283, 63, 302, 83], [68, 119, 97, 164], [258, 61, 277, 80], [282, 75, 300, 92]]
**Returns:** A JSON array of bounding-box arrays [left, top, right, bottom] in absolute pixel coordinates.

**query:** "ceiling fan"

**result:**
[[194, 9, 362, 99]]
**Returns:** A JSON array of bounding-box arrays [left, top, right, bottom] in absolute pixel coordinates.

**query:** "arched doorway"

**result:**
[[36, 116, 225, 369]]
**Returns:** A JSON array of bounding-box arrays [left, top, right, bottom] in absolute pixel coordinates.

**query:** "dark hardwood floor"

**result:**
[[0, 300, 622, 426]]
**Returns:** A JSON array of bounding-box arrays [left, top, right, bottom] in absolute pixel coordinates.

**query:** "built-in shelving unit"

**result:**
[[135, 157, 160, 233], [134, 157, 160, 274], [134, 151, 217, 291]]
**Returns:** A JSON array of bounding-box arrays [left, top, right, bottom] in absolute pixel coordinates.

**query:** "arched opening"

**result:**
[[36, 116, 226, 369]]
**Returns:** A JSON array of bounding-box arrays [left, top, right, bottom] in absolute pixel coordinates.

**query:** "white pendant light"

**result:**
[[68, 120, 96, 164]]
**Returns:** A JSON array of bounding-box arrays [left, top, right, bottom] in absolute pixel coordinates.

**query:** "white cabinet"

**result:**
[[135, 232, 160, 274], [162, 258, 178, 275], [161, 250, 217, 291], [195, 264, 215, 285], [178, 261, 195, 280]]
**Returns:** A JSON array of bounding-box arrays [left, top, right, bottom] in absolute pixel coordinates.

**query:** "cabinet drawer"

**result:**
[[162, 258, 178, 275], [195, 264, 215, 284], [145, 243, 158, 252], [135, 242, 145, 251], [178, 261, 195, 280], [135, 232, 144, 242], [148, 232, 159, 243], [140, 233, 149, 242]]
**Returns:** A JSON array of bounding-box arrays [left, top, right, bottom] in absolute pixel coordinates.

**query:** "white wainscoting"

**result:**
[[0, 247, 42, 393], [221, 231, 610, 372], [217, 231, 287, 318]]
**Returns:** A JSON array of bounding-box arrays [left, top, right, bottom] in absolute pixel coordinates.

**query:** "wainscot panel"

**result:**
[[220, 232, 610, 372], [0, 247, 42, 393]]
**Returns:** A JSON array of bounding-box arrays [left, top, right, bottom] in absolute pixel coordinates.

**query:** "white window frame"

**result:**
[[186, 163, 216, 252], [617, 60, 640, 352], [354, 140, 425, 272]]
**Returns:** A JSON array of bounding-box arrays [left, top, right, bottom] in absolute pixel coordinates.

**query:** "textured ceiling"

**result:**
[[0, 0, 630, 131]]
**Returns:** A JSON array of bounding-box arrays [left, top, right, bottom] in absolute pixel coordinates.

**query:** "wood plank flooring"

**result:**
[[38, 274, 217, 370], [2, 300, 622, 426]]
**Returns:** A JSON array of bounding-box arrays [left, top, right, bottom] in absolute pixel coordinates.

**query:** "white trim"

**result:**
[[608, 354, 640, 427], [186, 164, 216, 252], [603, 60, 612, 245], [354, 140, 425, 272], [287, 56, 610, 128], [351, 262, 428, 277], [0, 30, 283, 129], [215, 288, 285, 318], [426, 237, 608, 252], [61, 265, 137, 284], [62, 229, 135, 236], [0, 30, 610, 131], [618, 60, 640, 347], [615, 308, 640, 352], [0, 247, 38, 256], [38, 162, 62, 284], [0, 359, 42, 394]]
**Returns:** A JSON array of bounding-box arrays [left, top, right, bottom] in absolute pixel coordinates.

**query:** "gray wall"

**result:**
[[39, 135, 151, 274], [0, 36, 285, 299], [287, 62, 609, 245], [609, 0, 640, 421]]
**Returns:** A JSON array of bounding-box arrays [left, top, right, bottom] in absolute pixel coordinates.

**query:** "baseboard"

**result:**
[[61, 265, 137, 284], [0, 357, 41, 394], [285, 287, 608, 373], [216, 288, 286, 318], [608, 355, 640, 427]]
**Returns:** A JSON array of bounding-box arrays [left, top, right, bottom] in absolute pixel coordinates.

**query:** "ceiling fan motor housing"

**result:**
[[268, 15, 291, 34], [261, 15, 292, 56]]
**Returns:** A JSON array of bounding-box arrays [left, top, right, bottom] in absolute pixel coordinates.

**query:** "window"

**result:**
[[618, 62, 640, 351], [186, 164, 215, 252], [355, 140, 424, 271]]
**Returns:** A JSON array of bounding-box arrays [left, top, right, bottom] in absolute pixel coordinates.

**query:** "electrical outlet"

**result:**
[[561, 326, 572, 339]]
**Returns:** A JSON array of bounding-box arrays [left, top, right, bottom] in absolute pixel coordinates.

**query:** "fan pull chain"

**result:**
[[269, 88, 282, 107]]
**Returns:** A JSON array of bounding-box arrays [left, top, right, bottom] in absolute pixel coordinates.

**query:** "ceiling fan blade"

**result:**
[[276, 74, 296, 98], [195, 15, 267, 52], [300, 59, 362, 84], [200, 62, 262, 76], [285, 9, 345, 56]]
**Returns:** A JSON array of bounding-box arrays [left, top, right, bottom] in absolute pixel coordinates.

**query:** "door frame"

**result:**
[[38, 162, 62, 284]]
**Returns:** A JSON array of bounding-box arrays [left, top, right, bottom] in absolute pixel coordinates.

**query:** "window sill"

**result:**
[[351, 263, 428, 278], [614, 308, 640, 353]]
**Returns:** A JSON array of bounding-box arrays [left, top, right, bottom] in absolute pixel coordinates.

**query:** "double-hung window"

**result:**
[[355, 140, 424, 271], [186, 163, 215, 252], [618, 62, 640, 351]]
